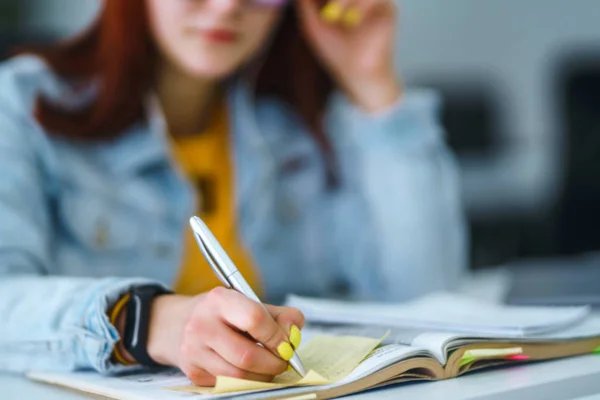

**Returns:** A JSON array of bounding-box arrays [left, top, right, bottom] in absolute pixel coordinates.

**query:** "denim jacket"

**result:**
[[0, 55, 467, 374]]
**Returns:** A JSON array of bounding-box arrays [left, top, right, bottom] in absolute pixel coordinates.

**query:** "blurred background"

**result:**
[[1, 0, 599, 271]]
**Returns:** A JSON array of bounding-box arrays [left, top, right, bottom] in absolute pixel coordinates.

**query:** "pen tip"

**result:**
[[289, 352, 307, 377]]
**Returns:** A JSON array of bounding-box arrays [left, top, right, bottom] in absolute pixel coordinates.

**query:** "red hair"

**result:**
[[22, 1, 337, 183]]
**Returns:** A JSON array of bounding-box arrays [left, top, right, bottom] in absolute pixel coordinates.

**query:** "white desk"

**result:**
[[4, 270, 600, 400], [5, 355, 600, 400]]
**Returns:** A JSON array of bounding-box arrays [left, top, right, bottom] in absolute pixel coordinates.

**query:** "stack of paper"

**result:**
[[286, 292, 591, 336]]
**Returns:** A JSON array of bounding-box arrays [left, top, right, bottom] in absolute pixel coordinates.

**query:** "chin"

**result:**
[[183, 60, 240, 80]]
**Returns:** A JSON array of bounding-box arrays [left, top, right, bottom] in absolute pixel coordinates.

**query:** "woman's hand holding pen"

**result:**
[[117, 288, 305, 386], [296, 0, 402, 112]]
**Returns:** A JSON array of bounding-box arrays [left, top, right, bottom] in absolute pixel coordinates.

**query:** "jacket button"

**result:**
[[94, 220, 110, 249]]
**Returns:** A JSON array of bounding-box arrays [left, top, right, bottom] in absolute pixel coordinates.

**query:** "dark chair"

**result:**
[[554, 52, 600, 254]]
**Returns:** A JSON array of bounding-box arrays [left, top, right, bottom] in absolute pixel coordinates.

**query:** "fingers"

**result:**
[[182, 365, 216, 387], [183, 347, 273, 386], [209, 288, 294, 362], [265, 304, 306, 349], [208, 322, 288, 376], [295, 0, 325, 42], [321, 0, 355, 25], [301, 0, 396, 28], [353, 0, 397, 23], [346, 0, 396, 17], [202, 349, 273, 383]]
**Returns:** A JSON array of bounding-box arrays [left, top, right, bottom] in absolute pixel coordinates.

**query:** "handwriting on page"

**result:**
[[279, 335, 386, 383], [168, 334, 385, 395]]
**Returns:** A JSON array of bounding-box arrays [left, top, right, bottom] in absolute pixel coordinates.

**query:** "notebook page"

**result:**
[[339, 344, 433, 382], [275, 335, 384, 382], [225, 345, 433, 400], [170, 335, 383, 395], [302, 325, 451, 364], [287, 293, 590, 336], [27, 369, 213, 400]]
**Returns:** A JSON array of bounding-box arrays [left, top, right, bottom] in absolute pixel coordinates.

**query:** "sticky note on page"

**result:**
[[212, 334, 385, 394], [170, 334, 385, 395]]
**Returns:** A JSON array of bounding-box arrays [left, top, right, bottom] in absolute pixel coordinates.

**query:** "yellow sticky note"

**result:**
[[170, 334, 385, 395], [282, 335, 385, 383], [213, 335, 383, 394], [286, 394, 318, 400], [214, 370, 329, 395], [166, 385, 214, 395]]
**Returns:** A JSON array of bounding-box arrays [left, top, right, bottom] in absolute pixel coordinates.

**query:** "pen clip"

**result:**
[[189, 216, 234, 289]]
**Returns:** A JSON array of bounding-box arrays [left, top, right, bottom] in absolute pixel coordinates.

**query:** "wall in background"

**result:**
[[22, 0, 99, 35], [0, 1, 21, 31], [398, 0, 600, 217]]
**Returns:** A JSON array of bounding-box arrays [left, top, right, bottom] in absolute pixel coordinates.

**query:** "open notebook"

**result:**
[[28, 293, 600, 400]]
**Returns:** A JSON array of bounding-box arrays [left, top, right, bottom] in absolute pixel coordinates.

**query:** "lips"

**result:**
[[202, 29, 239, 44]]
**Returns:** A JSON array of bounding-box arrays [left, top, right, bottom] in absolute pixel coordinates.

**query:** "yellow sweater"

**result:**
[[169, 100, 261, 296]]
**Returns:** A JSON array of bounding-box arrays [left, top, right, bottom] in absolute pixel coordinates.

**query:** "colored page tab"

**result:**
[[459, 357, 475, 368], [506, 355, 530, 361], [459, 347, 524, 368]]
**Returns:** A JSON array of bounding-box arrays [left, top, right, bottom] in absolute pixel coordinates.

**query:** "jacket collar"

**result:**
[[100, 82, 242, 176]]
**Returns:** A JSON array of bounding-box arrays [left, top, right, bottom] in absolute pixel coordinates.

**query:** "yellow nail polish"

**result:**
[[343, 8, 363, 27], [290, 325, 302, 350], [277, 342, 294, 361], [287, 365, 293, 372], [320, 2, 343, 23]]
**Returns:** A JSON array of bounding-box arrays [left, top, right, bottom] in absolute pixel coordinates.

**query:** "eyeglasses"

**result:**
[[250, 0, 291, 7], [179, 0, 291, 9]]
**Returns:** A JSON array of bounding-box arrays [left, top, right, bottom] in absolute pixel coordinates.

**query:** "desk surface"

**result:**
[[5, 355, 600, 400], [4, 270, 599, 400]]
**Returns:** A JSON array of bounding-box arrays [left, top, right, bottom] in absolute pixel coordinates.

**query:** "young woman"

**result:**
[[0, 0, 466, 386]]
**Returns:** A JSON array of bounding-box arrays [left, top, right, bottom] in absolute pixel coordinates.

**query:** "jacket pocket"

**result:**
[[58, 190, 145, 254]]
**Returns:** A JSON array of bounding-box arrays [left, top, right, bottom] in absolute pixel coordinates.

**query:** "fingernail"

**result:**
[[290, 325, 302, 350], [277, 342, 294, 361], [321, 2, 343, 23], [343, 8, 363, 27]]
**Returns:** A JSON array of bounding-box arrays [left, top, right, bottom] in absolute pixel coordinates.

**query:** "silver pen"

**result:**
[[189, 216, 307, 377]]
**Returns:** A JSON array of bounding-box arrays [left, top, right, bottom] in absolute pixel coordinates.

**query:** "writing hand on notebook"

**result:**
[[118, 288, 305, 386]]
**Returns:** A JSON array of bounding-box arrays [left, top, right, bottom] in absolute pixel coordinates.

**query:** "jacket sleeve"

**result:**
[[324, 90, 469, 301], [0, 76, 160, 374]]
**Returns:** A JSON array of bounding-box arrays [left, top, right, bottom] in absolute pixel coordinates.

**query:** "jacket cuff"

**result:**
[[78, 277, 168, 374], [326, 89, 444, 152]]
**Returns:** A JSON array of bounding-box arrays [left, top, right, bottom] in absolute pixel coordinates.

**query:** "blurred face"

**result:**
[[146, 0, 285, 79]]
